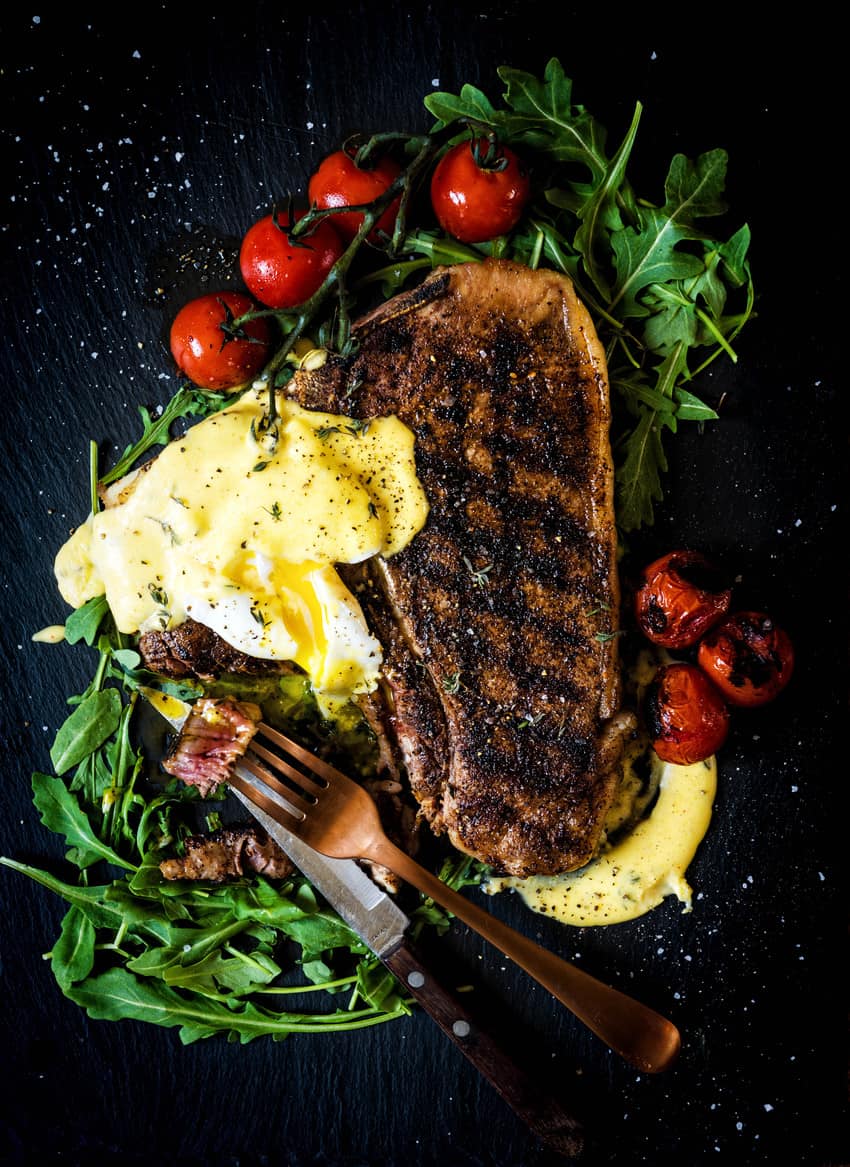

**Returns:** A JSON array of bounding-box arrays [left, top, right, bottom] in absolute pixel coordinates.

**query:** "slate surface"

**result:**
[[0, 5, 846, 1166]]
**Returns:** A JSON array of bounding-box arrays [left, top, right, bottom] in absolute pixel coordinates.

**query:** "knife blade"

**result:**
[[141, 690, 584, 1156]]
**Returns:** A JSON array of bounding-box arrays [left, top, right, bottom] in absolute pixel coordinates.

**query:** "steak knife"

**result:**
[[231, 772, 583, 1156], [140, 693, 583, 1156]]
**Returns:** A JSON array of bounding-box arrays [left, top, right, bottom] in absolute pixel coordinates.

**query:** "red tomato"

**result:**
[[169, 291, 271, 391], [307, 150, 402, 243], [430, 138, 531, 243], [634, 549, 732, 649], [239, 210, 344, 309], [646, 662, 730, 766], [697, 611, 794, 707]]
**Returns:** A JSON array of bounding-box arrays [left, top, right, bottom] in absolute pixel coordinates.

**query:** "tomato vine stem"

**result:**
[[230, 131, 445, 441]]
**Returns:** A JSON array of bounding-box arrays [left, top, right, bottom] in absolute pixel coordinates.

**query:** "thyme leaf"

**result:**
[[463, 556, 493, 588]]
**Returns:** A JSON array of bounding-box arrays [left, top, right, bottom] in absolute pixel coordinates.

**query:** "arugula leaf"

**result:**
[[160, 948, 282, 996], [615, 408, 670, 532], [353, 957, 413, 1015], [0, 860, 144, 931], [608, 150, 730, 318], [571, 102, 642, 299], [423, 83, 498, 132], [49, 688, 122, 775], [100, 385, 231, 487], [49, 906, 96, 992], [65, 967, 406, 1044], [31, 773, 135, 871], [63, 595, 111, 646], [497, 60, 611, 182]]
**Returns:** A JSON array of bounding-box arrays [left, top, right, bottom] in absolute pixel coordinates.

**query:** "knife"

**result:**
[[141, 692, 584, 1156]]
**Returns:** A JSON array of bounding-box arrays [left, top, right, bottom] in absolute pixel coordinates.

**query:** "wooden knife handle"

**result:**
[[370, 836, 680, 1074], [382, 940, 584, 1158]]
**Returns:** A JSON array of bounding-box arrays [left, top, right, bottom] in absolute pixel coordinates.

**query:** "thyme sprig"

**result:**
[[463, 556, 493, 588]]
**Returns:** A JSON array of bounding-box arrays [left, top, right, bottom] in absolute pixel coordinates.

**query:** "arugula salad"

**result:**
[[1, 60, 753, 1043]]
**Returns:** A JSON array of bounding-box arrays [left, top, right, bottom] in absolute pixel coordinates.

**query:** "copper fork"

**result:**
[[228, 721, 682, 1074]]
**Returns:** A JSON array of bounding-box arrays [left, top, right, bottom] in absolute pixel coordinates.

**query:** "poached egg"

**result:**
[[55, 388, 429, 706]]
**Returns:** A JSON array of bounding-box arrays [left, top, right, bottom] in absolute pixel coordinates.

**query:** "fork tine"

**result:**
[[228, 768, 305, 829], [255, 721, 349, 785], [239, 753, 314, 817], [248, 739, 326, 796]]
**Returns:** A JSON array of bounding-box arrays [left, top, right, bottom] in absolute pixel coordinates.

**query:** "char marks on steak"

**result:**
[[161, 696, 262, 797], [291, 259, 636, 877], [159, 825, 295, 882]]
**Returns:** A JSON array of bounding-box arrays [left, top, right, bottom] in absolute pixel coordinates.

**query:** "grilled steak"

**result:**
[[290, 259, 635, 877], [139, 618, 295, 682], [161, 696, 262, 797], [159, 825, 295, 882]]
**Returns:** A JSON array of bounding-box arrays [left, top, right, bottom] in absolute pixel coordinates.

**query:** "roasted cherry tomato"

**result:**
[[645, 662, 730, 766], [239, 210, 344, 309], [169, 291, 271, 391], [307, 150, 402, 243], [697, 611, 794, 707], [634, 549, 732, 649], [430, 138, 531, 244]]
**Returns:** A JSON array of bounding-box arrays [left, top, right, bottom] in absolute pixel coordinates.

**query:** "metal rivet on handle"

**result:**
[[407, 970, 425, 988], [452, 1020, 471, 1038]]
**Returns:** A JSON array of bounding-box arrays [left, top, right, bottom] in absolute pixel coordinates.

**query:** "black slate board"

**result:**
[[1, 5, 846, 1166]]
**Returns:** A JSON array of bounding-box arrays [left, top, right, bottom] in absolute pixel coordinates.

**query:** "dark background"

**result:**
[[0, 4, 846, 1166]]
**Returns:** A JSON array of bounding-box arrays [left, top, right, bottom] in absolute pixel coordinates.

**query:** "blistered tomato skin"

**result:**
[[634, 549, 732, 649], [307, 151, 402, 243], [239, 212, 344, 309], [169, 292, 271, 391], [697, 611, 794, 707], [646, 662, 730, 766], [430, 140, 531, 243]]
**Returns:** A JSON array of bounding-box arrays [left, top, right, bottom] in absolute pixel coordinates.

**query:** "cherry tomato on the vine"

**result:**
[[430, 138, 531, 244], [645, 662, 730, 766], [307, 150, 402, 243], [634, 549, 732, 649], [169, 291, 271, 392], [239, 210, 344, 309], [697, 611, 794, 707]]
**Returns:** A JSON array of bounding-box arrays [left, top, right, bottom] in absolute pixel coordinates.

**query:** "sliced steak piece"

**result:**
[[139, 618, 296, 682], [159, 825, 295, 882], [161, 696, 262, 797], [292, 259, 635, 876]]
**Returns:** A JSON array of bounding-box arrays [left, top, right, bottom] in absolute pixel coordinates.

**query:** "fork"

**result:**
[[228, 721, 682, 1074]]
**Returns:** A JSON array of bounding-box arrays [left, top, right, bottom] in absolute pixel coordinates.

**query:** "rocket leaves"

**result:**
[[101, 384, 232, 488], [423, 58, 754, 530], [608, 149, 730, 317], [3, 576, 417, 1043], [49, 689, 123, 775], [1, 847, 414, 1042], [31, 771, 134, 871]]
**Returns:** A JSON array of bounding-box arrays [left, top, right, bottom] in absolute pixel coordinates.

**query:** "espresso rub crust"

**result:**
[[292, 259, 634, 877]]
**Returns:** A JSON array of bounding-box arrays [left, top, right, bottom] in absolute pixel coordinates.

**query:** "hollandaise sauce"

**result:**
[[486, 754, 717, 926], [55, 389, 429, 702]]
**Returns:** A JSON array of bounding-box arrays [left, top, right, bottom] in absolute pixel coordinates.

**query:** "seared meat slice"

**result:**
[[159, 825, 295, 882], [139, 618, 295, 682], [161, 696, 262, 797], [292, 259, 635, 877]]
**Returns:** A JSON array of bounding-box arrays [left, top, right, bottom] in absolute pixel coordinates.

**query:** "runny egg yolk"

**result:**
[[54, 389, 429, 705]]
